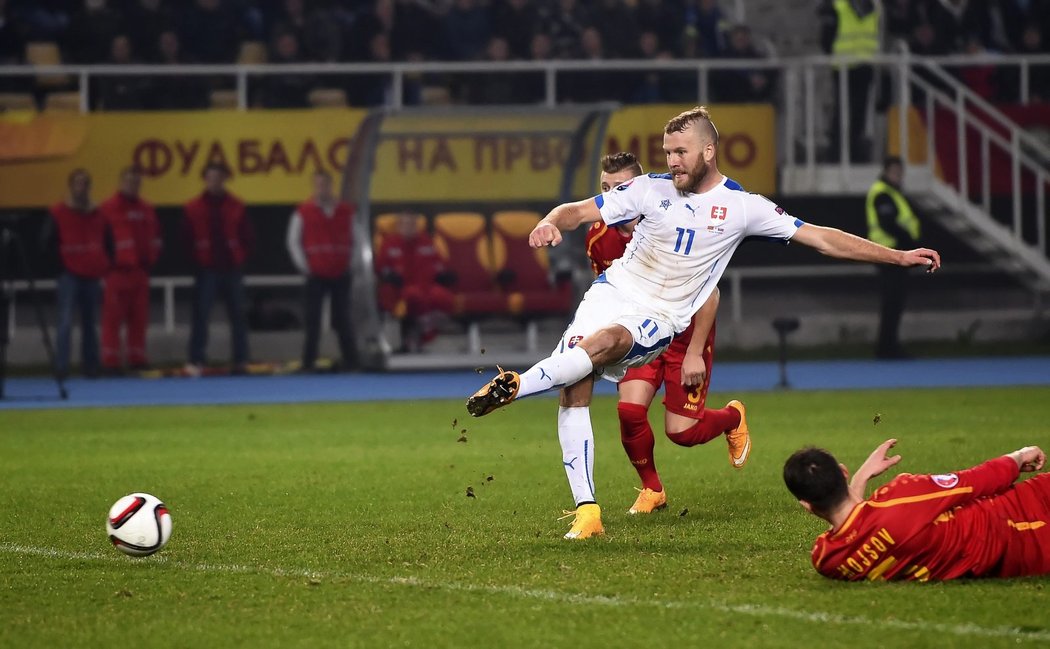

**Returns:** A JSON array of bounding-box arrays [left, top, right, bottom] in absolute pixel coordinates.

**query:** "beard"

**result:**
[[671, 158, 709, 193]]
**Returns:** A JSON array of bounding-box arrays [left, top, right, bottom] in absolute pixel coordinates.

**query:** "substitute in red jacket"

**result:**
[[373, 212, 455, 353], [285, 170, 357, 371], [182, 162, 254, 375], [43, 169, 108, 378], [99, 166, 161, 372]]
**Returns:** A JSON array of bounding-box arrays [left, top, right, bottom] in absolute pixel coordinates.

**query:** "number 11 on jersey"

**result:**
[[674, 227, 697, 255]]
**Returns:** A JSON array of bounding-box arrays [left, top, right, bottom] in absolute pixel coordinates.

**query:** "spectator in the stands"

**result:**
[[126, 0, 175, 63], [442, 0, 489, 61], [694, 0, 728, 56], [64, 0, 123, 64], [590, 0, 638, 58], [349, 32, 392, 105], [348, 0, 437, 61], [374, 212, 455, 354], [996, 0, 1050, 52], [630, 31, 676, 103], [0, 0, 26, 90], [183, 162, 254, 376], [271, 0, 341, 62], [180, 0, 240, 64], [150, 30, 209, 109], [999, 25, 1050, 103], [635, 0, 676, 54], [712, 24, 774, 103], [489, 0, 538, 59], [515, 32, 553, 103], [96, 35, 149, 110], [957, 34, 998, 101], [254, 28, 312, 108], [470, 37, 519, 104], [12, 0, 70, 42], [561, 28, 621, 102], [543, 0, 590, 59]]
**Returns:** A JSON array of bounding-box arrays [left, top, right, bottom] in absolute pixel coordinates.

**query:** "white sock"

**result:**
[[558, 406, 596, 506], [518, 346, 593, 398]]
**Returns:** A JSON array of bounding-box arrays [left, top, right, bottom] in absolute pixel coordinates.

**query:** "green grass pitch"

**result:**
[[2, 386, 1050, 648]]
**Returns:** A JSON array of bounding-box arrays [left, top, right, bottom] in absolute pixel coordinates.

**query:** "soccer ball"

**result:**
[[106, 493, 172, 557]]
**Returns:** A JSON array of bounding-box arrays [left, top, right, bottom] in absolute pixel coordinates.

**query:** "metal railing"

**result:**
[[2, 53, 1047, 114], [3, 263, 1005, 342]]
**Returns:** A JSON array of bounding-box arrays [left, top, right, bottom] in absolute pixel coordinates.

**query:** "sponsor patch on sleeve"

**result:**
[[931, 474, 960, 489]]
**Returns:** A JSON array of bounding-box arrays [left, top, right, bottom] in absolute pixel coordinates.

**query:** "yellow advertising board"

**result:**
[[0, 109, 366, 208], [604, 104, 776, 195], [0, 104, 776, 209]]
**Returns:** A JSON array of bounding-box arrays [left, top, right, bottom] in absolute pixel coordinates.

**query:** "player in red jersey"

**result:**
[[585, 152, 749, 515], [784, 439, 1050, 581]]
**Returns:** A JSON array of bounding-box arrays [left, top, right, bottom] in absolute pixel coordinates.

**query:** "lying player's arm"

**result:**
[[529, 199, 603, 248], [1006, 446, 1046, 473], [849, 438, 902, 499], [681, 288, 719, 387], [791, 223, 942, 272]]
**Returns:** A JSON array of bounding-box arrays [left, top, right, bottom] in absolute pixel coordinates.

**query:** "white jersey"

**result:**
[[595, 173, 803, 331]]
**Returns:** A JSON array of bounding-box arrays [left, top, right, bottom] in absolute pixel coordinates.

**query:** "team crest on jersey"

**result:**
[[659, 199, 671, 210], [775, 205, 785, 215], [567, 335, 583, 348], [616, 181, 634, 191], [931, 474, 960, 489], [711, 206, 728, 220]]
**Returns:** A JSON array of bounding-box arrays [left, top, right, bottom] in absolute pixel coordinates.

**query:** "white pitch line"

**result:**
[[3, 542, 1049, 643]]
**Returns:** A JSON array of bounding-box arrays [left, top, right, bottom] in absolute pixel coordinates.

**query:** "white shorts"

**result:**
[[554, 279, 675, 382]]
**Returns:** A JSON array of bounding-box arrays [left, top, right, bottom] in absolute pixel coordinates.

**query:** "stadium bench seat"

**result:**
[[44, 92, 81, 113], [0, 93, 36, 112], [432, 212, 505, 316], [491, 211, 572, 317], [210, 90, 238, 109], [237, 41, 267, 65], [308, 88, 348, 108], [25, 42, 69, 89]]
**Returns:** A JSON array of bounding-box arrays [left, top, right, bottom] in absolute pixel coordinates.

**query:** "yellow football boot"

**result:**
[[466, 366, 520, 417], [627, 487, 667, 515], [560, 503, 605, 540], [725, 400, 751, 469]]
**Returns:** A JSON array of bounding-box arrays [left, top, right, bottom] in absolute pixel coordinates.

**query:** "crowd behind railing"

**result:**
[[1, 0, 1047, 111]]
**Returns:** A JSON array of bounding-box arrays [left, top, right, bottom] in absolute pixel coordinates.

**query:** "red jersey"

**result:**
[[812, 457, 1050, 581], [584, 222, 631, 276], [99, 193, 161, 271]]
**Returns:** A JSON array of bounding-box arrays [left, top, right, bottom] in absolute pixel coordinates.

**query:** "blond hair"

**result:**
[[664, 106, 719, 145]]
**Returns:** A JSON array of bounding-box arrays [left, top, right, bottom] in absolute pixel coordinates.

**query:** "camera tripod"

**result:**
[[0, 225, 67, 400]]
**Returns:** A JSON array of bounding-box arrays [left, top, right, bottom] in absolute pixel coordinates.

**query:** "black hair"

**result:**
[[783, 447, 849, 515]]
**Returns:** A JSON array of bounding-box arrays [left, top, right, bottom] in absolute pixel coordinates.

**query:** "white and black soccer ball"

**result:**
[[106, 493, 172, 557]]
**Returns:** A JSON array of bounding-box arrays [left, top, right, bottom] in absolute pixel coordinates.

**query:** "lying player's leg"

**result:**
[[558, 376, 604, 540], [618, 364, 667, 514], [989, 473, 1050, 577], [661, 325, 751, 468]]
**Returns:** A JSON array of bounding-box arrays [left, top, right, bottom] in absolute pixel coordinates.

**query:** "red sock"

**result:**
[[618, 402, 663, 492], [666, 406, 741, 447]]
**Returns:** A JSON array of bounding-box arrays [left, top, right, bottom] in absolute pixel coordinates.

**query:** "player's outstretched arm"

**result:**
[[1007, 446, 1046, 473], [792, 224, 942, 272], [848, 438, 902, 499], [530, 198, 602, 248]]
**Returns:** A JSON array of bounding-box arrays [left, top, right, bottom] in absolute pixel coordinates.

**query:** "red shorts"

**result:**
[[621, 321, 716, 419]]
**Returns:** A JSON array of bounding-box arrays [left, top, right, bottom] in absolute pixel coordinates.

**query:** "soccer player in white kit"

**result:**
[[467, 106, 941, 540]]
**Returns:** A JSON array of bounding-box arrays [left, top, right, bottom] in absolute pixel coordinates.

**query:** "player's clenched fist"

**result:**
[[529, 222, 562, 248]]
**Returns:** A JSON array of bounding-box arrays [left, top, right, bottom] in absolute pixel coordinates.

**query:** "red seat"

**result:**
[[491, 211, 572, 316], [432, 212, 506, 316]]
